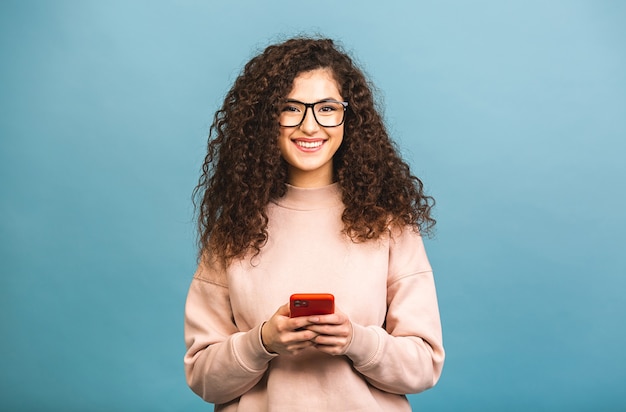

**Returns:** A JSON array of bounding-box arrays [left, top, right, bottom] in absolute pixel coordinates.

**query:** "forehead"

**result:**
[[287, 68, 342, 100]]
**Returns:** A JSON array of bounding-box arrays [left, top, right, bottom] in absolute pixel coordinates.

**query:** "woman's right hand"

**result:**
[[261, 303, 318, 355]]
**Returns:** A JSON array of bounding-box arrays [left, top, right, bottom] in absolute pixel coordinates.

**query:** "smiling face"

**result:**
[[278, 68, 344, 188]]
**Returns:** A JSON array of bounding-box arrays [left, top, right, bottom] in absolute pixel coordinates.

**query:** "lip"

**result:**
[[292, 138, 326, 152]]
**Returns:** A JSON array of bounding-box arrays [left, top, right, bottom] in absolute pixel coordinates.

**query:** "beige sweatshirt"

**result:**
[[184, 183, 444, 411]]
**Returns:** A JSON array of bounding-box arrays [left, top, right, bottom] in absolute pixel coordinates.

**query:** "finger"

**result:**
[[287, 339, 316, 351], [289, 315, 318, 331], [312, 338, 350, 356], [307, 314, 338, 324], [276, 302, 290, 316], [289, 328, 318, 342], [305, 324, 350, 338], [313, 335, 346, 346], [273, 327, 316, 347], [308, 310, 349, 325]]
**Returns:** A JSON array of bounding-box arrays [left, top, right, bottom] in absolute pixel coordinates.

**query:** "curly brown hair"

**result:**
[[193, 37, 435, 263]]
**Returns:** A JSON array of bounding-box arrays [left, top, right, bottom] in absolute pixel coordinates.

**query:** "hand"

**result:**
[[261, 303, 319, 356], [303, 308, 353, 356]]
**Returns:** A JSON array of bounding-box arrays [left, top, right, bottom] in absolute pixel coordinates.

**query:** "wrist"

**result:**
[[260, 322, 276, 354], [344, 323, 380, 366]]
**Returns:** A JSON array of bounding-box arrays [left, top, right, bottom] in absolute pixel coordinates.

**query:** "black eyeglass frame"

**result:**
[[279, 99, 349, 128]]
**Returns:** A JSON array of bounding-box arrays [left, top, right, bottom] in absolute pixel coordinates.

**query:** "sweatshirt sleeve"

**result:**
[[183, 257, 278, 404], [344, 227, 445, 394]]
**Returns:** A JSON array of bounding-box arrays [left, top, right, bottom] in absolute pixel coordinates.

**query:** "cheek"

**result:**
[[333, 127, 345, 146], [278, 132, 296, 160], [278, 128, 289, 141], [277, 130, 289, 151]]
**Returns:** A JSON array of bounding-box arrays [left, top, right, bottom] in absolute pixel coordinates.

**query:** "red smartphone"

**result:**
[[289, 293, 335, 318]]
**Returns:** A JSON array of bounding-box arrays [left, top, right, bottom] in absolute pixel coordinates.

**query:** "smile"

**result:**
[[294, 140, 324, 149]]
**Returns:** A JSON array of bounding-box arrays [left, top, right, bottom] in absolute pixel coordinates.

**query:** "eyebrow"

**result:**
[[285, 98, 343, 103]]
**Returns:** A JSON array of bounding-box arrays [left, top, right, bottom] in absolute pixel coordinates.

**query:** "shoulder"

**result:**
[[387, 223, 431, 280], [388, 222, 421, 241], [194, 249, 229, 287]]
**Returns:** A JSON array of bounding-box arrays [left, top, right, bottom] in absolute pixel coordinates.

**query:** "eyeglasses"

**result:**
[[279, 99, 349, 128]]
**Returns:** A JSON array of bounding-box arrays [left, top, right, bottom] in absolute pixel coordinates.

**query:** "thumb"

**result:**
[[276, 302, 290, 317]]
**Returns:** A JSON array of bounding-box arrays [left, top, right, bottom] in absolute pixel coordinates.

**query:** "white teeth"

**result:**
[[295, 140, 323, 149]]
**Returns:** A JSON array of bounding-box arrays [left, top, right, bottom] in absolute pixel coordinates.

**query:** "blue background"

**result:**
[[1, 1, 625, 411]]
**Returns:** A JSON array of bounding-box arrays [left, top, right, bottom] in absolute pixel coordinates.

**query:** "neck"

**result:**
[[287, 167, 334, 188]]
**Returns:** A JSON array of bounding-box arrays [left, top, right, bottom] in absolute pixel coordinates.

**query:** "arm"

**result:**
[[345, 227, 445, 394], [183, 260, 277, 404]]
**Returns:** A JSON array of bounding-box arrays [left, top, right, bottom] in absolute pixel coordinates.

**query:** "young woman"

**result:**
[[184, 37, 444, 411]]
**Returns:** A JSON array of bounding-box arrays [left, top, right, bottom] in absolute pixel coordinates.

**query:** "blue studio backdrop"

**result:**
[[1, 1, 625, 411]]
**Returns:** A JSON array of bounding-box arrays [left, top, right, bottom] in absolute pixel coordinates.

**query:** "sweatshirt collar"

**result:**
[[272, 183, 344, 210]]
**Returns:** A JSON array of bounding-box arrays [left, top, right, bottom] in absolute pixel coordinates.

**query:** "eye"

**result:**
[[281, 103, 302, 113], [318, 105, 337, 113], [316, 101, 342, 114]]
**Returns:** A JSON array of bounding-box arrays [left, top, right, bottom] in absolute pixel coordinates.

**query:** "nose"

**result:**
[[299, 106, 320, 134]]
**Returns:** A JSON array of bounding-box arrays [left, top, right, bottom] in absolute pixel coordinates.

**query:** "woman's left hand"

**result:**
[[304, 308, 353, 356]]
